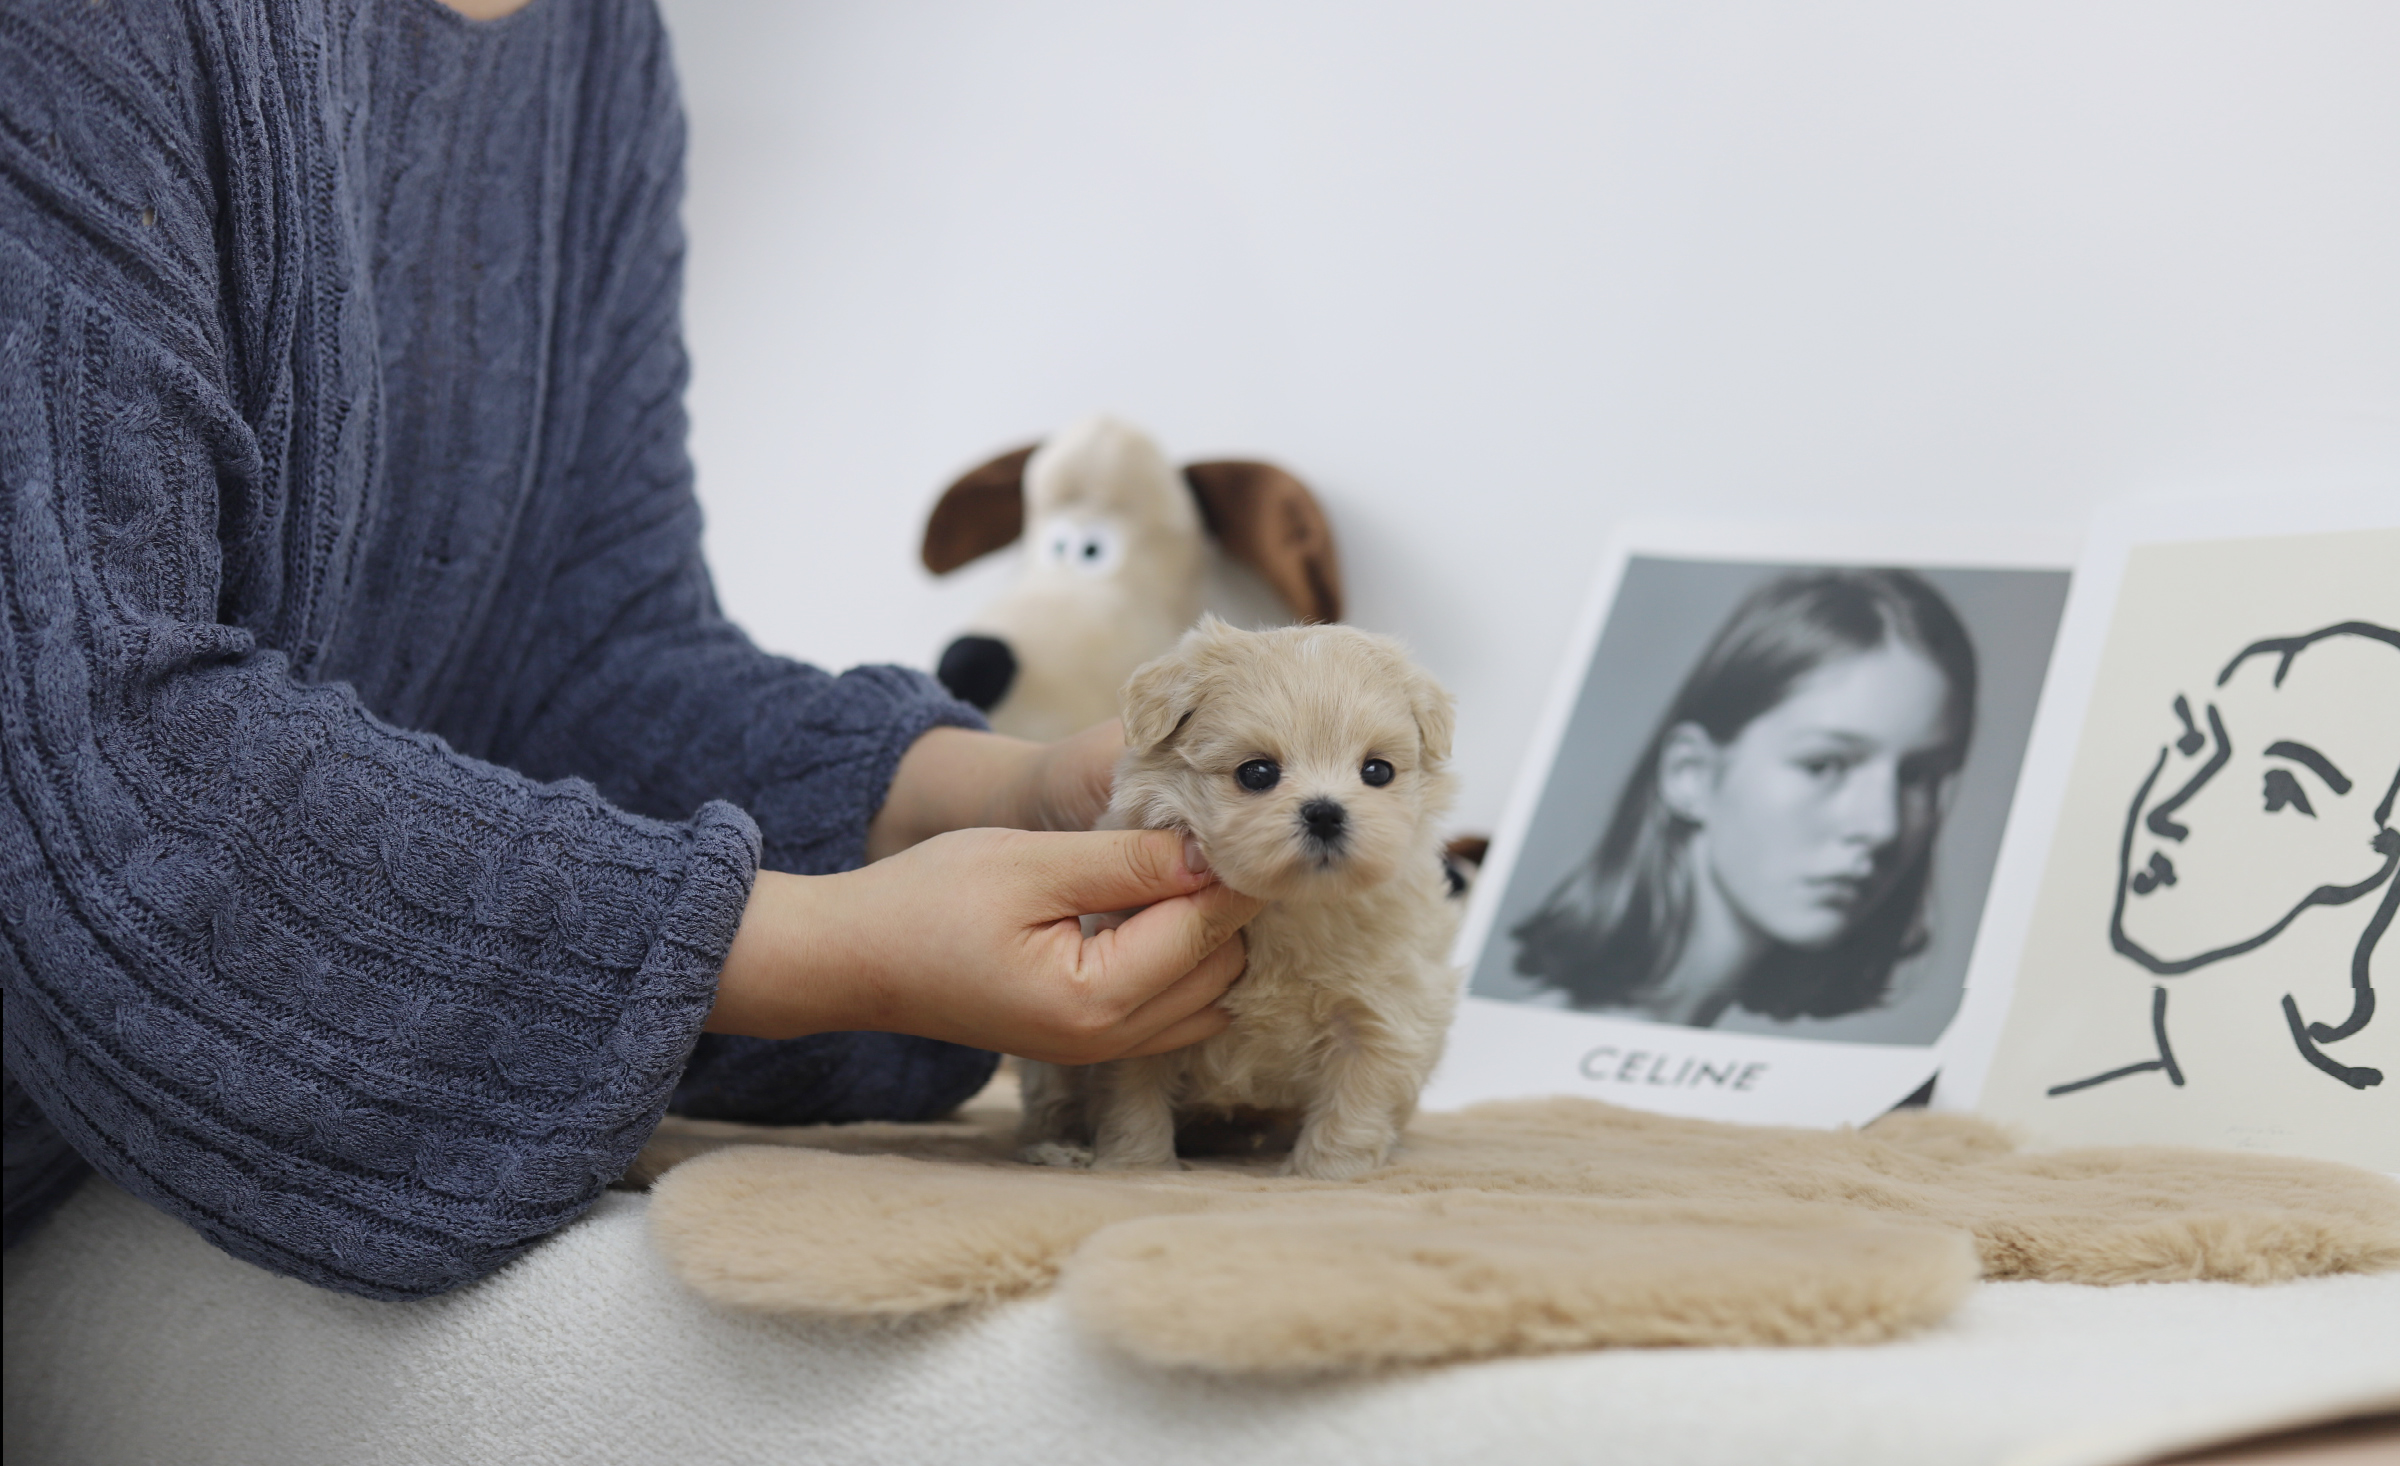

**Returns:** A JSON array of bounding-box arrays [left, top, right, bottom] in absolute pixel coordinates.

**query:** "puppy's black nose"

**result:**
[[936, 635, 1016, 711], [1299, 798, 1348, 844]]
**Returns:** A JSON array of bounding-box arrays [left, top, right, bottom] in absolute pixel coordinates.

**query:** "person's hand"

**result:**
[[710, 827, 1262, 1063], [864, 721, 1124, 859], [1003, 719, 1123, 833]]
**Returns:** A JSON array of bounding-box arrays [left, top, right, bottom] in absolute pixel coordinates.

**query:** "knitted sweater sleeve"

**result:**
[[470, 7, 999, 1127], [443, 4, 983, 880], [0, 15, 757, 1300]]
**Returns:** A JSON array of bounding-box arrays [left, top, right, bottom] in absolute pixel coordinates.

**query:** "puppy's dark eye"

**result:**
[[1360, 759, 1394, 787], [1236, 759, 1281, 792]]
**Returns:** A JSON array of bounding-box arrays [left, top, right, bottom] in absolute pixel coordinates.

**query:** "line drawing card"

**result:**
[[1944, 494, 2399, 1170]]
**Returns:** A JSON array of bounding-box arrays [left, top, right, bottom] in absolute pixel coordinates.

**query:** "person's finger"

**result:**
[[1111, 929, 1247, 1038], [1092, 880, 1261, 1002], [1112, 1001, 1235, 1060], [1118, 930, 1248, 1031], [1055, 933, 1242, 1062], [1023, 827, 1214, 916]]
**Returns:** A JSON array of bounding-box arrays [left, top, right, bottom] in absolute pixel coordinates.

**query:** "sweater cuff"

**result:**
[[589, 800, 760, 1170], [747, 664, 987, 876]]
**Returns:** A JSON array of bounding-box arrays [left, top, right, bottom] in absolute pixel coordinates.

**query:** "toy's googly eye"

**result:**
[[1236, 759, 1281, 792], [1361, 759, 1394, 787], [1040, 520, 1124, 577], [1072, 523, 1123, 576]]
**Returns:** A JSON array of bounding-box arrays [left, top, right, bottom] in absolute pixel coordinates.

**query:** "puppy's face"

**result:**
[[1116, 618, 1455, 903]]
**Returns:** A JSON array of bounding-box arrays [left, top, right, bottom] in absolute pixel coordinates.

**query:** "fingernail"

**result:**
[[1182, 835, 1211, 878]]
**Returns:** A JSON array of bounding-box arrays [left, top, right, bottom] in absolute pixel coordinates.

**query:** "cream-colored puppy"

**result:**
[[1018, 617, 1461, 1180]]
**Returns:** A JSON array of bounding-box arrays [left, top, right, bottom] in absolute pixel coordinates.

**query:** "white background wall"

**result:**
[[655, 0, 2399, 836]]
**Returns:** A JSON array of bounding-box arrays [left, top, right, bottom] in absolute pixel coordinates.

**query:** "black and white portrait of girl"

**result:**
[[1469, 556, 2069, 1047]]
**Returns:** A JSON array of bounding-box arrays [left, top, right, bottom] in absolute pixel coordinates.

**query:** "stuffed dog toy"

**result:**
[[921, 415, 1343, 741], [1017, 616, 1461, 1180]]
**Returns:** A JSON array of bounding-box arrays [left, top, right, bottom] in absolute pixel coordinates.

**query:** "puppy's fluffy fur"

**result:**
[[1019, 617, 1461, 1180]]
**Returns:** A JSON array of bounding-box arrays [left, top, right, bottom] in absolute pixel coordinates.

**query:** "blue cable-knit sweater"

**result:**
[[0, 0, 997, 1299]]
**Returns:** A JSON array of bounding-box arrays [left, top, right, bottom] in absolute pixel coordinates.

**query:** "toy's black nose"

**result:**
[[937, 635, 1017, 711], [1299, 798, 1348, 845]]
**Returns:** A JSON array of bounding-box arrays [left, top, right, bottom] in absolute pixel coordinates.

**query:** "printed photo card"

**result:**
[[1427, 522, 2074, 1128]]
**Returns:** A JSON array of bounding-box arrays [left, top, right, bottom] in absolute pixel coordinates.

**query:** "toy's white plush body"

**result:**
[[966, 418, 1206, 741], [1018, 620, 1462, 1180]]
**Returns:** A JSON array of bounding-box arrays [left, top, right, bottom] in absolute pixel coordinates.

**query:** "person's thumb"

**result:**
[[1027, 827, 1215, 916]]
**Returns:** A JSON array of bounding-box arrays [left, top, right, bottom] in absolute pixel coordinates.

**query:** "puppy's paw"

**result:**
[[1019, 1141, 1094, 1169], [1281, 1145, 1389, 1181], [1089, 1149, 1178, 1172]]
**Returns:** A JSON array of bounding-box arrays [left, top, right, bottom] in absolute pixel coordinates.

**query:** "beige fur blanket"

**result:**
[[636, 1085, 2400, 1376]]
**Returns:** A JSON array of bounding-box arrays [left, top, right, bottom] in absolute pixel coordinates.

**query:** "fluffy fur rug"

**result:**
[[635, 1080, 2400, 1375]]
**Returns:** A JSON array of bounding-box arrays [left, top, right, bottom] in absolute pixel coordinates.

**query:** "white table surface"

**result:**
[[6, 1175, 2395, 1466]]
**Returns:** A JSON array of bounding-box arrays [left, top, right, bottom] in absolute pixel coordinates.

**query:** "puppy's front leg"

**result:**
[[1015, 1060, 1095, 1167], [1286, 1016, 1425, 1181], [1089, 1056, 1180, 1171]]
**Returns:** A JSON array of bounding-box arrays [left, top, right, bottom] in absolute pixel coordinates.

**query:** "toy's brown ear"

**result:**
[[1182, 461, 1343, 624], [921, 444, 1038, 574]]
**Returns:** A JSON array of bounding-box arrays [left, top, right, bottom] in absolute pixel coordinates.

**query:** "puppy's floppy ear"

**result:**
[[1119, 615, 1235, 750], [1407, 662, 1456, 767], [1182, 461, 1343, 625], [1119, 650, 1196, 752], [921, 444, 1037, 574]]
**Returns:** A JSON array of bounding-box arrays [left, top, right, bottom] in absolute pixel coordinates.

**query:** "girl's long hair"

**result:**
[[1512, 568, 1977, 1019]]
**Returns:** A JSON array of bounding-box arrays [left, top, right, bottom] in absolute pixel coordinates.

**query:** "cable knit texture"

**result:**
[[0, 0, 992, 1299]]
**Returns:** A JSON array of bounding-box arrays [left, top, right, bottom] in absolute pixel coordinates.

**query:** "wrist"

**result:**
[[866, 727, 1045, 860], [707, 868, 889, 1039], [983, 735, 1056, 830]]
